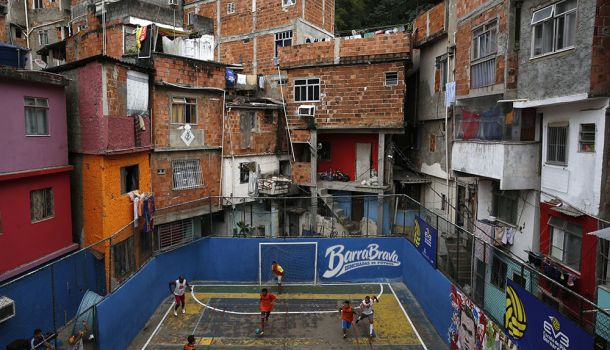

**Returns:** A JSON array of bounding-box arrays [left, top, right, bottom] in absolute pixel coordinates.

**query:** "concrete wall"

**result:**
[[222, 154, 281, 198], [416, 40, 447, 121], [0, 79, 68, 173], [517, 0, 597, 101], [540, 98, 608, 216]]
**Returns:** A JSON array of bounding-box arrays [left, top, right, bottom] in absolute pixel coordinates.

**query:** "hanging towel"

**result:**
[[138, 115, 146, 131], [494, 226, 505, 245], [246, 74, 257, 86], [505, 227, 515, 245], [133, 197, 140, 228], [258, 76, 265, 89], [237, 74, 247, 85]]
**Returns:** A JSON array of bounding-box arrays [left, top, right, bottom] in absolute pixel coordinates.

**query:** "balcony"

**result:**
[[452, 108, 540, 190]]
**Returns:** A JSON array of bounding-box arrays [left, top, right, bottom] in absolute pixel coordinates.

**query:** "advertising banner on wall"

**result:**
[[449, 285, 516, 350], [414, 215, 437, 268], [319, 240, 402, 281], [504, 279, 594, 350]]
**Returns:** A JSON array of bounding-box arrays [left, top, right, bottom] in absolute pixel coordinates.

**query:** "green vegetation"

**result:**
[[335, 0, 437, 33]]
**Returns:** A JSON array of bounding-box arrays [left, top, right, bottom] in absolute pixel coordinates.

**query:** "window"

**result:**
[[227, 2, 235, 14], [429, 134, 436, 152], [491, 255, 508, 289], [274, 31, 293, 58], [112, 236, 135, 281], [531, 0, 576, 57], [30, 188, 54, 222], [318, 141, 331, 161], [38, 30, 49, 46], [474, 259, 486, 305], [547, 124, 568, 165], [171, 97, 197, 124], [172, 159, 203, 190], [471, 20, 497, 88], [435, 56, 448, 92], [156, 219, 194, 250], [120, 165, 139, 194], [492, 182, 519, 225], [579, 123, 595, 152], [33, 0, 43, 9], [240, 162, 255, 184], [14, 27, 22, 39], [123, 25, 137, 54], [188, 12, 197, 25], [264, 110, 274, 124], [512, 272, 526, 287], [240, 111, 256, 149], [384, 72, 398, 86], [548, 216, 582, 270], [24, 97, 49, 136], [294, 78, 320, 102], [282, 0, 296, 6]]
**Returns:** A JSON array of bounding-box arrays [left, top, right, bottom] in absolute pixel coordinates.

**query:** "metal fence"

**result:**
[[3, 193, 610, 348]]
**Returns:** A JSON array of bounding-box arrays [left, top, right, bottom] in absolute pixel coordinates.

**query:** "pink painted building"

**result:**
[[0, 66, 77, 282]]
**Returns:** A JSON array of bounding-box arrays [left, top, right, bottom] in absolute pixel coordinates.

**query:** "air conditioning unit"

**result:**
[[168, 0, 179, 6], [298, 105, 315, 117], [0, 296, 15, 324]]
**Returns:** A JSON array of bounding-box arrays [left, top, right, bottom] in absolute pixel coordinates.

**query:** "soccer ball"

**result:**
[[255, 328, 262, 335]]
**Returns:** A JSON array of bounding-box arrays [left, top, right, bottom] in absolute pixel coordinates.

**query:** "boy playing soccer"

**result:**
[[184, 335, 196, 350], [356, 295, 379, 337], [259, 288, 277, 336], [169, 275, 191, 316], [271, 261, 284, 294], [339, 300, 355, 338]]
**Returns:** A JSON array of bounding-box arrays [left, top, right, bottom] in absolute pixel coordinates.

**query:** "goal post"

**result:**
[[258, 242, 318, 285]]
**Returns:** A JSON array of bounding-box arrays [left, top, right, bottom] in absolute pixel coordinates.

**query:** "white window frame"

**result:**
[[30, 188, 54, 223], [578, 123, 595, 152], [546, 123, 568, 165], [530, 0, 577, 58], [282, 0, 296, 7], [33, 0, 43, 9], [384, 72, 398, 86], [548, 216, 582, 271], [172, 159, 203, 190], [470, 19, 497, 89], [38, 30, 49, 46], [227, 2, 235, 14], [294, 78, 320, 102], [274, 30, 293, 58], [25, 97, 49, 136], [171, 97, 197, 124], [188, 12, 197, 24]]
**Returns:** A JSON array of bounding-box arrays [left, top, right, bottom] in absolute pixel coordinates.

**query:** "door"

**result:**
[[355, 143, 372, 181], [352, 197, 364, 222]]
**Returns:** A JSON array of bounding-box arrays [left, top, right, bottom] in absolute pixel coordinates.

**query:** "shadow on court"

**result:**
[[131, 283, 435, 349]]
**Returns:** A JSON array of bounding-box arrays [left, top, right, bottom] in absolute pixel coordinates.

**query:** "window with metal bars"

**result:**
[[172, 159, 203, 190], [112, 236, 135, 281], [579, 123, 595, 152], [470, 20, 497, 88], [547, 124, 568, 165], [156, 219, 194, 251], [491, 255, 507, 289], [30, 188, 54, 222], [384, 72, 398, 86]]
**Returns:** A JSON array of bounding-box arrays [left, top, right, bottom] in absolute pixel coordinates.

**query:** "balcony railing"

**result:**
[[456, 106, 537, 142]]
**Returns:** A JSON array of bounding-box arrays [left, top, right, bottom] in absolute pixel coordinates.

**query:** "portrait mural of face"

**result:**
[[449, 285, 518, 350]]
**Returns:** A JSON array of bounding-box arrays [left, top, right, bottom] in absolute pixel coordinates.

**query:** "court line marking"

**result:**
[[190, 283, 384, 315], [387, 283, 428, 350], [192, 282, 385, 286], [141, 300, 175, 350]]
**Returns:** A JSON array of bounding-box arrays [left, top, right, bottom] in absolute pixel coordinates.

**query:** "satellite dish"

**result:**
[[34, 58, 47, 69]]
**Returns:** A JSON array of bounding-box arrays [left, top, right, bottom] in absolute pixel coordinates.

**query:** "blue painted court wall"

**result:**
[[0, 250, 105, 349], [401, 239, 452, 345]]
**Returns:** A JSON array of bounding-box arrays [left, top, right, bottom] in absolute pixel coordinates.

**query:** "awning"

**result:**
[[393, 167, 431, 184], [588, 227, 610, 239]]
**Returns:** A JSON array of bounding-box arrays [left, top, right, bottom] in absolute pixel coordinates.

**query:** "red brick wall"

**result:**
[[457, 0, 490, 18], [278, 32, 410, 69], [292, 161, 311, 185], [151, 151, 222, 210], [220, 39, 255, 70], [454, 1, 507, 96], [223, 109, 281, 155], [152, 54, 226, 88], [284, 61, 406, 129], [590, 0, 610, 97], [256, 33, 277, 75], [65, 16, 124, 63], [413, 2, 445, 45], [152, 89, 224, 149], [0, 15, 6, 43]]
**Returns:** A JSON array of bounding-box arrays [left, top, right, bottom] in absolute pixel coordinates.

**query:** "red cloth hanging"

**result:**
[[461, 109, 480, 140]]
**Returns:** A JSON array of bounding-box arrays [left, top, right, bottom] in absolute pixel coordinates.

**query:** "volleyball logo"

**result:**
[[505, 284, 527, 339], [413, 220, 421, 247]]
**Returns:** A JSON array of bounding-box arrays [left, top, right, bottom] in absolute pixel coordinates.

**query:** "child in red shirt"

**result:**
[[259, 288, 277, 336], [339, 300, 355, 338]]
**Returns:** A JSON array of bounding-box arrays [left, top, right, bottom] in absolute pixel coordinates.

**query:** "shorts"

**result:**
[[275, 275, 283, 283], [261, 311, 271, 319], [341, 320, 352, 329], [359, 313, 374, 322], [174, 294, 185, 304]]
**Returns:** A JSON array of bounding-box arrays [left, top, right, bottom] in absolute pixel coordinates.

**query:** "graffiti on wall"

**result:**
[[449, 285, 518, 350]]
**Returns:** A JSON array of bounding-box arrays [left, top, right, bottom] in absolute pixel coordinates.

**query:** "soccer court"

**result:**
[[137, 283, 429, 349]]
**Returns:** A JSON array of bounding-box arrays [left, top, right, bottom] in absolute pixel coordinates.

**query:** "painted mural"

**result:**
[[449, 285, 519, 350]]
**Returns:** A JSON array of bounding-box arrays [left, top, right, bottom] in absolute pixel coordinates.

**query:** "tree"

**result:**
[[335, 0, 438, 33]]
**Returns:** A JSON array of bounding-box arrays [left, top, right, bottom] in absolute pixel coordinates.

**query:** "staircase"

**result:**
[[317, 188, 360, 235], [444, 233, 473, 289]]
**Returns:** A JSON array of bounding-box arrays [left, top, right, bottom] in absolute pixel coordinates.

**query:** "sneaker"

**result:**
[[173, 311, 178, 316], [259, 331, 264, 336], [343, 334, 347, 339], [182, 308, 186, 314]]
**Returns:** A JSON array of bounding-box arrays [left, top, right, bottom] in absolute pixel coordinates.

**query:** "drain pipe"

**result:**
[[219, 90, 226, 206], [24, 0, 31, 69]]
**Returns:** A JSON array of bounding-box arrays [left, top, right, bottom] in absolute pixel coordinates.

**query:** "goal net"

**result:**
[[259, 242, 318, 285]]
